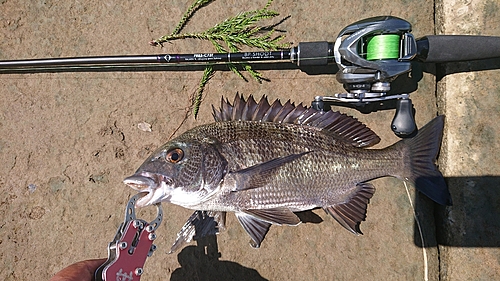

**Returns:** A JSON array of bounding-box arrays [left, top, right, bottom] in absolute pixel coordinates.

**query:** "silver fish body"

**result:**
[[125, 94, 451, 248]]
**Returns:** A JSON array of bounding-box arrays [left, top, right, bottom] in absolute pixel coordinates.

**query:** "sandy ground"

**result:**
[[1, 0, 498, 280]]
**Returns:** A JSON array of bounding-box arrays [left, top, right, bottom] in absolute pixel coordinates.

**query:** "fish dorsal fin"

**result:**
[[212, 93, 380, 147], [323, 182, 375, 235], [235, 211, 271, 248]]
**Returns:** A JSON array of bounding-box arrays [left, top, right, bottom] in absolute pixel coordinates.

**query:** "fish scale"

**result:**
[[191, 121, 396, 209], [124, 94, 451, 248]]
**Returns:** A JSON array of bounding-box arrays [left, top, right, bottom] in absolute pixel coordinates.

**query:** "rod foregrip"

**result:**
[[417, 35, 500, 63], [292, 41, 333, 66]]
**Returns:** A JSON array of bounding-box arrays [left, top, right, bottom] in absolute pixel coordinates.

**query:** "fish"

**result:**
[[124, 94, 451, 248]]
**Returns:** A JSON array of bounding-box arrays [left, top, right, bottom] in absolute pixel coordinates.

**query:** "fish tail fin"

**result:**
[[399, 115, 452, 205]]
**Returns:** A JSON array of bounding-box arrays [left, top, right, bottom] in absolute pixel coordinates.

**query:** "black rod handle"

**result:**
[[416, 35, 500, 63]]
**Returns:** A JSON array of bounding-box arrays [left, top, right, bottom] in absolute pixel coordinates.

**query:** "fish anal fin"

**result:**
[[323, 182, 375, 235], [244, 208, 301, 226], [235, 212, 271, 248], [232, 151, 311, 192]]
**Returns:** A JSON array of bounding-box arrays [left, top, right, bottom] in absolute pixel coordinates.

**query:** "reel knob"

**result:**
[[391, 96, 416, 137]]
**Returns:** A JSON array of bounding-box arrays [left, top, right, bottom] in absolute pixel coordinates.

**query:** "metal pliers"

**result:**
[[95, 194, 163, 281]]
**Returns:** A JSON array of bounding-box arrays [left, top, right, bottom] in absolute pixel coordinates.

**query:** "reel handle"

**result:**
[[391, 97, 416, 137]]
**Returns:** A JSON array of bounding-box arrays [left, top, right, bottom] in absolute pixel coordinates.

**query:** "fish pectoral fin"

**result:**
[[323, 182, 375, 235], [243, 208, 302, 226], [231, 151, 311, 192], [235, 211, 271, 248]]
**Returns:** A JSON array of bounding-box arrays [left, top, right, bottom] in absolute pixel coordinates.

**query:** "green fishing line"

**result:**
[[366, 34, 400, 60]]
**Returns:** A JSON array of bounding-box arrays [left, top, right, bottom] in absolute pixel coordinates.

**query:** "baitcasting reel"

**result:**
[[298, 15, 500, 136], [309, 16, 418, 137]]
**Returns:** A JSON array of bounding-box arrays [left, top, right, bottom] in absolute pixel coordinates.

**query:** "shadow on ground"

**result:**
[[422, 176, 500, 248], [171, 227, 267, 281], [412, 176, 500, 248]]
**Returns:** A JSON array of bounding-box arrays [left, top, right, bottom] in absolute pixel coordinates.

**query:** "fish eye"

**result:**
[[165, 148, 184, 163]]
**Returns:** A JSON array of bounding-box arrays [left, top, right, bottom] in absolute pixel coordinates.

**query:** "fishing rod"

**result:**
[[2, 16, 500, 136]]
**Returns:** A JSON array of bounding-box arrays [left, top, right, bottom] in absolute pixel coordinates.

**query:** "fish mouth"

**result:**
[[123, 173, 172, 207], [123, 175, 157, 191]]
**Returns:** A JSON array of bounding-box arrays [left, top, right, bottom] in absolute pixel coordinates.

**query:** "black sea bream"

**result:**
[[124, 94, 451, 248]]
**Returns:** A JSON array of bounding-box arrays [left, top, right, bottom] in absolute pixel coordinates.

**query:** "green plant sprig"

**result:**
[[172, 0, 215, 37], [153, 1, 289, 51], [193, 65, 215, 118], [152, 0, 288, 118]]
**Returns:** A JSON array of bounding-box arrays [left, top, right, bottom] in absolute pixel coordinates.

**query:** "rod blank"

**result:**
[[0, 51, 291, 69]]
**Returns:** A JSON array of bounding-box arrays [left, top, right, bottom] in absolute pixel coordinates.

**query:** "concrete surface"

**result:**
[[435, 0, 500, 280], [0, 0, 497, 280]]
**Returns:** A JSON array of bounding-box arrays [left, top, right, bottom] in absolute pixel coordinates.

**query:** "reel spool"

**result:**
[[365, 34, 401, 60]]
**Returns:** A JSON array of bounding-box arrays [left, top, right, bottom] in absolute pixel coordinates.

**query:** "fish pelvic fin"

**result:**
[[399, 115, 452, 206], [235, 212, 271, 248], [323, 182, 375, 235], [236, 208, 301, 248], [243, 208, 301, 226]]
